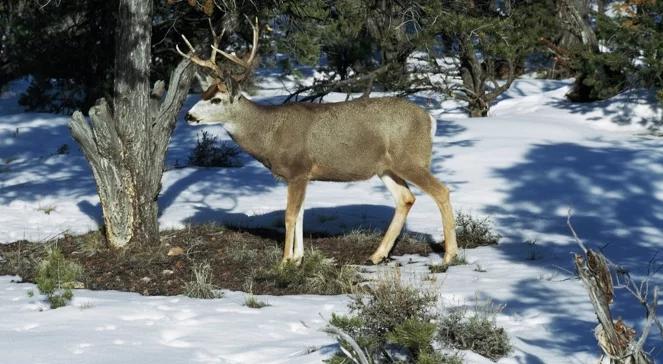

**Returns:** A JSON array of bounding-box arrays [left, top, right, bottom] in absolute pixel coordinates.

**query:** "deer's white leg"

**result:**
[[370, 174, 415, 264], [283, 178, 308, 264], [293, 205, 305, 263]]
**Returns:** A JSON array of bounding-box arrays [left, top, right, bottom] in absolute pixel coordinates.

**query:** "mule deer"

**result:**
[[177, 19, 458, 265]]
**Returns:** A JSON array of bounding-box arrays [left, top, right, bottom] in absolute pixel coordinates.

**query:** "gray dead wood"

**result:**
[[69, 0, 194, 247], [570, 213, 653, 364]]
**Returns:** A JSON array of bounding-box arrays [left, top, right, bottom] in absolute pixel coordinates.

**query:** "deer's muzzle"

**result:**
[[185, 113, 200, 124]]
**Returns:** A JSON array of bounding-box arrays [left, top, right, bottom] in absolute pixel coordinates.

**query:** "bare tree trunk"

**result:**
[[69, 0, 195, 247], [557, 0, 598, 51], [458, 34, 516, 118]]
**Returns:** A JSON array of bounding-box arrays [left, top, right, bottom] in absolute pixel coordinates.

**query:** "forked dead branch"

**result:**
[[569, 214, 661, 364]]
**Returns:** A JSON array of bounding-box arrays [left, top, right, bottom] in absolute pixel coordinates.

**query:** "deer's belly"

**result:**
[[308, 162, 381, 182]]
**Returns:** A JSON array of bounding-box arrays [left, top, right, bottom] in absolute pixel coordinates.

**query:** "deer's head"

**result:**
[[177, 18, 259, 125]]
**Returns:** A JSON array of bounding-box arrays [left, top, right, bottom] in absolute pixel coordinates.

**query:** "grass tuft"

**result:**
[[455, 211, 501, 248], [244, 294, 270, 309], [438, 303, 511, 360], [184, 262, 222, 299], [260, 248, 359, 295]]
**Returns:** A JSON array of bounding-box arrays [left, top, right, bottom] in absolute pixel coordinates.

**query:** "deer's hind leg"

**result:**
[[293, 202, 305, 262], [283, 177, 308, 265], [369, 173, 416, 264], [397, 167, 458, 264]]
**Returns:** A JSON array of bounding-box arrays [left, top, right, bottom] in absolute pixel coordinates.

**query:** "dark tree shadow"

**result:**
[[0, 113, 98, 205], [478, 140, 663, 360], [494, 79, 570, 103], [546, 89, 662, 128], [484, 141, 663, 270]]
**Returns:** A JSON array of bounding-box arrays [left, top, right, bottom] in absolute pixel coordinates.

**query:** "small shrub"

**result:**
[[35, 247, 83, 309], [348, 276, 437, 342], [188, 131, 242, 168], [326, 274, 457, 363], [386, 318, 438, 357], [416, 351, 463, 364], [184, 262, 222, 299], [455, 212, 501, 248], [244, 294, 270, 309], [18, 77, 87, 114], [438, 305, 511, 361], [260, 248, 359, 295]]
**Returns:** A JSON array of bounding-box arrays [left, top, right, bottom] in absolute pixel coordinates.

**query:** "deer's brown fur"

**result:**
[[178, 17, 457, 265], [186, 94, 458, 264]]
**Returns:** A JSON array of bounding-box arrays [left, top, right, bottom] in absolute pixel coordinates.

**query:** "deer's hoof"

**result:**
[[367, 254, 388, 265], [442, 251, 458, 265], [281, 256, 303, 267]]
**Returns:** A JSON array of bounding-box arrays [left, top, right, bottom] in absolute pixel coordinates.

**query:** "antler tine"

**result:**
[[207, 18, 225, 65], [243, 16, 260, 69], [175, 34, 196, 59], [210, 45, 247, 68], [211, 16, 259, 71], [176, 34, 223, 77]]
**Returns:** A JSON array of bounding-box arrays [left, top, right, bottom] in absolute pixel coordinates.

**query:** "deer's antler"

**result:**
[[175, 19, 225, 78], [176, 17, 259, 82], [211, 16, 259, 81]]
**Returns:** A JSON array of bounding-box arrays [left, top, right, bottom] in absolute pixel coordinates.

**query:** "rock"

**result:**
[[167, 247, 185, 256]]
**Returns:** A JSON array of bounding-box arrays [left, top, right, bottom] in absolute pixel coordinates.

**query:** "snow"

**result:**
[[1, 75, 663, 363], [0, 276, 346, 364]]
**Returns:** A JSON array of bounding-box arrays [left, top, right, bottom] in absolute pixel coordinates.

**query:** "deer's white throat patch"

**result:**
[[223, 122, 239, 136]]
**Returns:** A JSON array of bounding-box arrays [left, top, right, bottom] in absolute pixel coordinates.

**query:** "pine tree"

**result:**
[[426, 0, 551, 117]]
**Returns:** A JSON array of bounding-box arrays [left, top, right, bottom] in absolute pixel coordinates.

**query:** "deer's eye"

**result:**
[[210, 98, 222, 104]]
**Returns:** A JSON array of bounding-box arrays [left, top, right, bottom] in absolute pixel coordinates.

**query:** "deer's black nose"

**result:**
[[185, 113, 199, 123]]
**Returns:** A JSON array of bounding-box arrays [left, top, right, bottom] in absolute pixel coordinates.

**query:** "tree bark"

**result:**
[[70, 0, 195, 248], [574, 249, 652, 364], [557, 0, 598, 52]]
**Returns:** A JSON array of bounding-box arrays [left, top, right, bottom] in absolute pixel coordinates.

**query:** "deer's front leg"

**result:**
[[283, 178, 308, 264]]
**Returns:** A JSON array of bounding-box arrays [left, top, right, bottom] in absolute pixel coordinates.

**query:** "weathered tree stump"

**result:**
[[69, 0, 195, 247], [574, 249, 652, 364]]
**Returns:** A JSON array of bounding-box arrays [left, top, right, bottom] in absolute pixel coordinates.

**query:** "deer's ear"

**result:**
[[194, 71, 218, 91], [224, 77, 240, 103], [201, 82, 221, 100]]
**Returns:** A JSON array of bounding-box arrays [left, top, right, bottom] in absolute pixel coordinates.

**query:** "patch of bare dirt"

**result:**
[[0, 225, 441, 296]]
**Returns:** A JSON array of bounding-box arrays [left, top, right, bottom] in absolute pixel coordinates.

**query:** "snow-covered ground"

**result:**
[[1, 75, 662, 363]]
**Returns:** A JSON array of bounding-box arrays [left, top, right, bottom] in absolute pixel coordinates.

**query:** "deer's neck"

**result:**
[[223, 97, 275, 162]]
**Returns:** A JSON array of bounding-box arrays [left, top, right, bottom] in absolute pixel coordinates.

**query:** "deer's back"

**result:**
[[272, 97, 434, 181]]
